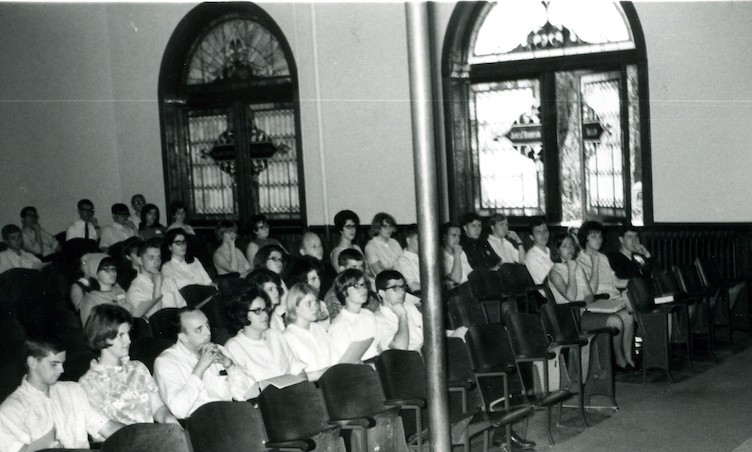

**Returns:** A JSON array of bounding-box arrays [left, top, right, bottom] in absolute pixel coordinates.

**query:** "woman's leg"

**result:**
[[583, 312, 627, 368], [617, 309, 636, 367]]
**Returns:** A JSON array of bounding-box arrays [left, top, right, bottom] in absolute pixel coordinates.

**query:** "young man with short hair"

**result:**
[[607, 224, 653, 281], [20, 206, 60, 258], [127, 238, 184, 318], [441, 222, 473, 289], [396, 224, 421, 293], [153, 308, 253, 419], [486, 213, 526, 264], [374, 270, 423, 352], [99, 203, 137, 251], [0, 336, 123, 451], [459, 212, 501, 270], [0, 224, 43, 274], [524, 219, 553, 284], [129, 194, 146, 229], [66, 199, 99, 241]]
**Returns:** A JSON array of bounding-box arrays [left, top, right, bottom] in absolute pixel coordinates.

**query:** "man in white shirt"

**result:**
[[374, 270, 423, 352], [486, 213, 526, 265], [524, 219, 553, 285], [0, 225, 43, 274], [65, 199, 99, 241], [99, 203, 137, 251], [127, 238, 183, 318], [20, 206, 60, 258], [0, 336, 122, 451], [396, 224, 421, 293], [129, 194, 146, 229], [441, 222, 473, 289], [153, 308, 253, 419]]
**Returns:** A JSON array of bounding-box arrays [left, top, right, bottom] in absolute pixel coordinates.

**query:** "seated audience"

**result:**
[[224, 288, 305, 394], [285, 256, 330, 328], [79, 305, 179, 429], [441, 222, 473, 289], [20, 206, 60, 258], [548, 233, 635, 369], [524, 219, 553, 285], [364, 212, 403, 277], [246, 269, 286, 332], [166, 200, 195, 235], [487, 213, 526, 264], [323, 249, 380, 321], [374, 270, 423, 352], [459, 212, 501, 270], [576, 221, 622, 298], [0, 224, 43, 274], [128, 194, 146, 230], [283, 283, 336, 380], [127, 238, 183, 319], [212, 220, 252, 277], [329, 209, 363, 270], [79, 254, 129, 325], [138, 203, 167, 241], [245, 214, 284, 266], [66, 199, 99, 241], [99, 203, 137, 251], [396, 224, 421, 293], [161, 228, 213, 304], [0, 335, 123, 450], [328, 269, 380, 361], [153, 307, 252, 419], [607, 224, 654, 282]]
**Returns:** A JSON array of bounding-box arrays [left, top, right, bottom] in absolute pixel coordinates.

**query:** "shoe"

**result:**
[[492, 429, 536, 450]]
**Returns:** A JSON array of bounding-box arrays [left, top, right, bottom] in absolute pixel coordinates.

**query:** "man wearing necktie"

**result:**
[[65, 199, 99, 242]]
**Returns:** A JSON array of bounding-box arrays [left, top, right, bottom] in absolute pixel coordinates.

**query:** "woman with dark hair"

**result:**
[[327, 268, 380, 361], [284, 256, 330, 329], [245, 214, 284, 266], [283, 283, 335, 381], [330, 209, 362, 268], [138, 204, 166, 241], [364, 212, 403, 277], [166, 200, 195, 235], [246, 269, 286, 332], [224, 287, 305, 393], [160, 228, 213, 305], [548, 233, 635, 369], [79, 304, 178, 428], [79, 254, 129, 325]]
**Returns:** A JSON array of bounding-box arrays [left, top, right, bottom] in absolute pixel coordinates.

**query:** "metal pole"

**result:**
[[405, 2, 451, 451]]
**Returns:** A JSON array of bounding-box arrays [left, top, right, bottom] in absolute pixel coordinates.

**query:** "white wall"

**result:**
[[1, 2, 751, 234]]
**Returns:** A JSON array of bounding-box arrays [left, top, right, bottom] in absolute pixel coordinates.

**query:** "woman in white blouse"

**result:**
[[283, 283, 336, 381], [224, 287, 305, 391], [160, 229, 213, 305], [364, 212, 403, 277]]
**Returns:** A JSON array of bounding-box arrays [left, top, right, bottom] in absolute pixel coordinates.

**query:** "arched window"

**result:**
[[443, 1, 651, 225], [159, 3, 304, 227]]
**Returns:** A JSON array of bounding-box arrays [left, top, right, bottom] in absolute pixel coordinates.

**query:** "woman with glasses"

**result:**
[[79, 304, 179, 432], [79, 253, 130, 325], [245, 214, 285, 266], [224, 286, 305, 394], [330, 209, 362, 269], [364, 212, 403, 278], [246, 269, 286, 332], [328, 268, 380, 361], [282, 283, 336, 381], [160, 228, 213, 304]]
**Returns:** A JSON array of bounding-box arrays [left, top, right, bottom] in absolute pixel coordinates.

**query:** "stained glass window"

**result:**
[[187, 19, 290, 85]]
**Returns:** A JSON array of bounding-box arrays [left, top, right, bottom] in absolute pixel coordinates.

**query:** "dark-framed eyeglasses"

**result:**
[[385, 284, 408, 293], [172, 240, 187, 246], [348, 282, 368, 290], [248, 307, 269, 315]]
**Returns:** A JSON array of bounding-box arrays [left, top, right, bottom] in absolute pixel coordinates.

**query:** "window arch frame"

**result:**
[[158, 2, 306, 228], [441, 1, 653, 225]]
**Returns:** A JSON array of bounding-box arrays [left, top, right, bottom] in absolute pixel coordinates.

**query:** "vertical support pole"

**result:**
[[405, 2, 451, 451]]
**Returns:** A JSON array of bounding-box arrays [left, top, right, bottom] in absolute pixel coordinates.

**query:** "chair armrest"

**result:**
[[266, 439, 314, 451], [328, 418, 375, 429]]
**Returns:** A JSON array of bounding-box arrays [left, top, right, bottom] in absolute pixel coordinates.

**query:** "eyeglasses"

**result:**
[[267, 256, 283, 263], [172, 240, 187, 245], [248, 307, 269, 315], [348, 282, 368, 290], [385, 284, 408, 292]]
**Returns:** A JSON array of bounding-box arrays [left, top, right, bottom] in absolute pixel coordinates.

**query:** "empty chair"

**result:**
[[696, 257, 750, 334], [186, 401, 268, 452], [258, 380, 346, 452], [499, 263, 543, 312], [319, 364, 408, 452], [503, 311, 576, 445], [626, 277, 676, 382], [149, 308, 181, 341], [447, 291, 489, 329], [100, 423, 191, 452], [375, 349, 532, 452], [653, 269, 695, 366], [677, 264, 732, 349], [468, 268, 509, 322]]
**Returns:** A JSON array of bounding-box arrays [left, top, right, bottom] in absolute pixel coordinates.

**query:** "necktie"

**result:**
[[84, 221, 90, 240]]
